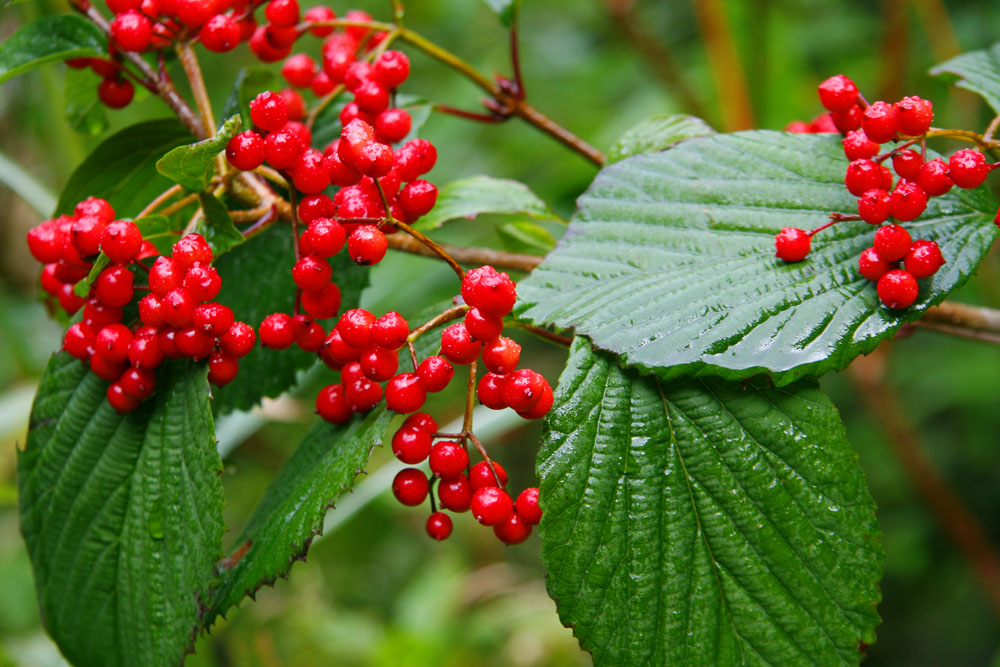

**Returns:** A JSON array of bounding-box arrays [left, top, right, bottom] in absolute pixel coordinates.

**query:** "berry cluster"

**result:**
[[775, 74, 995, 309], [27, 202, 256, 412]]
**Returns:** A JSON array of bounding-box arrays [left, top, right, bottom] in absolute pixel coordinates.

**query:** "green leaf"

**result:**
[[482, 0, 519, 27], [64, 67, 107, 136], [195, 192, 244, 257], [540, 339, 882, 666], [413, 175, 562, 231], [72, 215, 178, 297], [221, 67, 276, 130], [930, 43, 1000, 114], [156, 115, 242, 192], [208, 407, 393, 622], [18, 353, 224, 667], [517, 132, 998, 385], [607, 113, 715, 163], [0, 15, 105, 86], [56, 119, 193, 217], [211, 224, 368, 414], [497, 220, 556, 255]]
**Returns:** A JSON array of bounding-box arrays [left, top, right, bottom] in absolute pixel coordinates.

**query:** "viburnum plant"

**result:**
[[5, 0, 1000, 664]]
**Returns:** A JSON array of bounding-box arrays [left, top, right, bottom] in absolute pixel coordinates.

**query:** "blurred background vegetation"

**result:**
[[2, 0, 1000, 664]]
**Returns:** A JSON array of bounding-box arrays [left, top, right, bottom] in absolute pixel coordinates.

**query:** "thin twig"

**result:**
[[157, 193, 200, 218], [136, 184, 184, 219], [506, 320, 573, 347], [176, 41, 224, 176], [385, 233, 542, 272], [462, 360, 477, 435], [386, 219, 466, 279], [406, 305, 468, 342], [466, 430, 505, 488], [434, 104, 507, 123]]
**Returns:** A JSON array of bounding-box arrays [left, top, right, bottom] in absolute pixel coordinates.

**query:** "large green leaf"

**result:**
[[208, 407, 393, 622], [64, 67, 107, 136], [221, 66, 276, 130], [156, 115, 242, 192], [607, 113, 715, 163], [540, 339, 882, 666], [211, 224, 368, 414], [18, 353, 224, 667], [517, 131, 998, 385], [413, 175, 562, 231], [56, 119, 193, 218], [930, 42, 1000, 114], [0, 15, 105, 86], [196, 192, 244, 257]]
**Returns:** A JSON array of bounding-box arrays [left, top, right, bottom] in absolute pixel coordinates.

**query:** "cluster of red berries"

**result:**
[[775, 74, 995, 309], [27, 201, 256, 412]]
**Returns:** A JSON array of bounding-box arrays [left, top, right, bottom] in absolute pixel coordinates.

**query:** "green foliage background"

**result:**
[[2, 0, 1000, 665]]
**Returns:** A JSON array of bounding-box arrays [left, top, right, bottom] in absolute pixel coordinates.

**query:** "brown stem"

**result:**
[[916, 302, 1000, 343], [465, 430, 505, 488], [176, 41, 216, 135], [692, 0, 754, 131], [462, 360, 477, 435], [385, 234, 542, 272], [848, 350, 1000, 620], [157, 193, 200, 218], [509, 21, 525, 98], [406, 305, 468, 343], [506, 320, 572, 347], [136, 184, 184, 219], [407, 340, 419, 371], [434, 104, 508, 123], [81, 5, 205, 138], [386, 219, 466, 280], [511, 102, 606, 166]]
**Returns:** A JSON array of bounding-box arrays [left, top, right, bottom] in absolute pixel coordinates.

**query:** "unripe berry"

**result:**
[[876, 269, 919, 309], [774, 227, 810, 262]]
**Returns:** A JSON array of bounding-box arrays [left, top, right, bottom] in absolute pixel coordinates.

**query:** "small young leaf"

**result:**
[[156, 115, 242, 192], [413, 175, 562, 231], [0, 15, 105, 86], [18, 354, 224, 667], [482, 0, 520, 27], [56, 119, 193, 217], [540, 340, 883, 665], [497, 220, 556, 255], [64, 67, 107, 136], [221, 66, 277, 129], [930, 42, 1000, 114], [517, 132, 998, 385], [195, 192, 244, 257], [607, 113, 715, 162]]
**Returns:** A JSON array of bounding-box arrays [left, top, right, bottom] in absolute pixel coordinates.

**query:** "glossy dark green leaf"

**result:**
[[517, 132, 998, 385], [607, 113, 715, 163], [64, 67, 107, 136], [413, 175, 562, 231], [482, 0, 519, 26], [196, 192, 244, 257], [0, 15, 105, 86], [156, 115, 241, 192], [221, 66, 276, 130], [211, 224, 368, 414], [497, 220, 556, 255], [56, 119, 193, 218], [540, 339, 882, 666], [208, 407, 393, 622], [18, 354, 224, 667], [930, 43, 1000, 114]]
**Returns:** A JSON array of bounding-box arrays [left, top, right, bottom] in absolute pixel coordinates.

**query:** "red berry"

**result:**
[[337, 308, 375, 348], [160, 287, 196, 327], [76, 198, 115, 224], [392, 468, 429, 506], [98, 77, 134, 109], [392, 425, 432, 463], [356, 141, 393, 178], [26, 220, 65, 264], [40, 264, 63, 297], [94, 323, 132, 364], [344, 375, 382, 411], [493, 512, 532, 545], [891, 149, 923, 180], [916, 158, 953, 196], [148, 256, 181, 296], [398, 180, 438, 221], [841, 129, 879, 161], [303, 218, 346, 257], [471, 486, 513, 526], [353, 80, 390, 114], [200, 13, 241, 52], [785, 121, 811, 134], [895, 96, 933, 136], [877, 269, 919, 309], [393, 138, 437, 182], [516, 487, 542, 525], [128, 334, 163, 369], [817, 74, 858, 113], [501, 369, 547, 412], [338, 118, 376, 169], [319, 328, 359, 367], [260, 312, 296, 348], [347, 225, 387, 265], [948, 149, 990, 189], [110, 10, 152, 52], [208, 351, 240, 386], [71, 215, 106, 257], [385, 372, 426, 413], [301, 283, 342, 320], [58, 282, 86, 314], [311, 71, 335, 96], [90, 351, 127, 381], [226, 130, 265, 170], [176, 326, 215, 359], [172, 233, 212, 271], [107, 383, 141, 413], [373, 50, 410, 89], [417, 355, 454, 392], [873, 224, 912, 262], [175, 0, 216, 27], [858, 189, 891, 225], [83, 299, 123, 331], [324, 148, 362, 187], [100, 220, 142, 263], [461, 266, 517, 317], [403, 412, 437, 433], [440, 322, 482, 364], [265, 0, 299, 27], [904, 239, 945, 278], [774, 227, 811, 262], [477, 372, 507, 409], [889, 181, 928, 222], [316, 383, 353, 423], [374, 108, 411, 143], [845, 159, 883, 196], [63, 322, 95, 360], [516, 382, 553, 420], [193, 302, 234, 337], [220, 321, 256, 357], [304, 5, 335, 36], [343, 61, 374, 91], [96, 265, 134, 307], [250, 91, 289, 132], [469, 460, 507, 490], [429, 440, 469, 478], [343, 9, 372, 41], [120, 366, 156, 400], [264, 127, 304, 170], [371, 311, 408, 349], [862, 100, 899, 144], [437, 474, 472, 512], [158, 328, 182, 359], [291, 148, 330, 194], [425, 512, 453, 541], [830, 105, 863, 134], [482, 336, 521, 374], [464, 307, 504, 341], [858, 247, 892, 282], [292, 255, 332, 291], [183, 265, 221, 302], [359, 345, 398, 381], [294, 316, 326, 352]]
